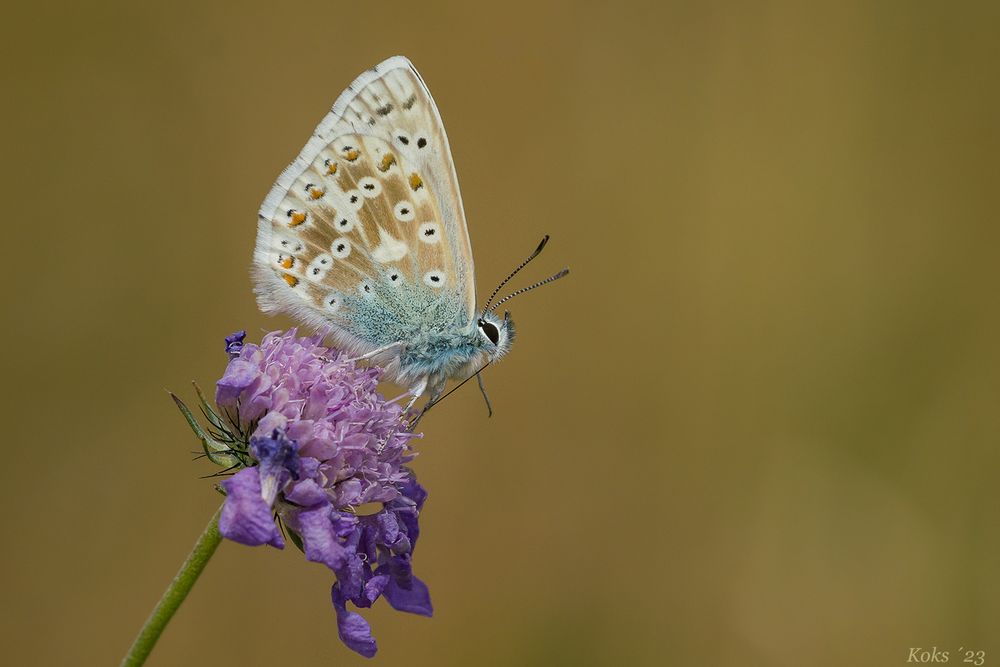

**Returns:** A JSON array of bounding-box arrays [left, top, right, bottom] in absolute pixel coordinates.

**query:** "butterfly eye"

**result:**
[[478, 319, 500, 346]]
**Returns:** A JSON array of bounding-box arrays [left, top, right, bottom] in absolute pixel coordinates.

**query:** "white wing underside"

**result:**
[[252, 56, 476, 359]]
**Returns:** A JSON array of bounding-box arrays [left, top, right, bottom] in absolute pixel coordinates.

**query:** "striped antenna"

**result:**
[[481, 235, 550, 316], [490, 268, 570, 311]]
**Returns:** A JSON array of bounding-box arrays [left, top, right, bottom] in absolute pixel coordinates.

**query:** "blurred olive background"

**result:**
[[2, 1, 998, 665]]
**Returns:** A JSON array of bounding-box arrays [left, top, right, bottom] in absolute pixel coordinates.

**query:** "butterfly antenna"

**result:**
[[490, 268, 570, 311], [481, 235, 550, 316]]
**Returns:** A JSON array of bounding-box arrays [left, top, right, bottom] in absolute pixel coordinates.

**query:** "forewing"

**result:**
[[253, 56, 476, 354]]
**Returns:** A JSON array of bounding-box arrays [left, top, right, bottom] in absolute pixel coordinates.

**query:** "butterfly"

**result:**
[[253, 56, 567, 417]]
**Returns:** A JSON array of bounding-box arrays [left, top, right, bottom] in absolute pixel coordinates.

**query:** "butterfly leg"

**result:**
[[405, 375, 446, 429], [403, 376, 428, 413], [408, 390, 443, 430], [345, 341, 405, 363]]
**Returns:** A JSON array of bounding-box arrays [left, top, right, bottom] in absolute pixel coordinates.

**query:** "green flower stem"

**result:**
[[120, 503, 225, 667]]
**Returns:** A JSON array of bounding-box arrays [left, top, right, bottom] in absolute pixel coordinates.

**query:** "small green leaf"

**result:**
[[192, 381, 228, 432], [286, 525, 305, 554], [171, 393, 239, 467]]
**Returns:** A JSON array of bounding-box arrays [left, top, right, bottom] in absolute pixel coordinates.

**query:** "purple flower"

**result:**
[[250, 429, 300, 505], [218, 468, 284, 548], [190, 329, 430, 657], [224, 330, 246, 359]]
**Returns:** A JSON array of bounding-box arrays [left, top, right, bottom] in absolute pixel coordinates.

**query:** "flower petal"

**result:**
[[284, 478, 329, 507], [384, 574, 433, 616], [363, 574, 389, 606], [254, 411, 288, 439], [296, 505, 350, 570], [332, 585, 377, 658], [219, 468, 283, 548], [224, 330, 246, 359], [215, 358, 259, 409]]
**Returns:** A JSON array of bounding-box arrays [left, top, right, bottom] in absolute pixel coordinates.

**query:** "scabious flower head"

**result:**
[[181, 329, 431, 657]]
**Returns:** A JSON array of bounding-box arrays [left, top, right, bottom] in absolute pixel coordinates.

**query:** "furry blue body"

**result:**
[[397, 330, 485, 384], [342, 282, 513, 397]]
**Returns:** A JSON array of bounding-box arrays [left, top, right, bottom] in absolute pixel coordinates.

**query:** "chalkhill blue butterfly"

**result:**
[[253, 56, 567, 418]]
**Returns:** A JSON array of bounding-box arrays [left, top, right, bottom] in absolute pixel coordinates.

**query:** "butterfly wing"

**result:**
[[253, 56, 476, 357]]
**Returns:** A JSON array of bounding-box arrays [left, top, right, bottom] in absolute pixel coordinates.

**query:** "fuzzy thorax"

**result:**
[[393, 310, 515, 390], [395, 329, 485, 386]]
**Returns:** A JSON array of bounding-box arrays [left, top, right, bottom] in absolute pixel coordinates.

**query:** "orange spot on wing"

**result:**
[[344, 149, 360, 162], [282, 274, 299, 287], [326, 160, 338, 175], [279, 256, 294, 269], [308, 186, 325, 200], [409, 173, 423, 191], [288, 211, 307, 227], [378, 154, 396, 172]]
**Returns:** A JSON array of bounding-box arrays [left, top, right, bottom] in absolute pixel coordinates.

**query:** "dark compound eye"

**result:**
[[478, 318, 500, 345]]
